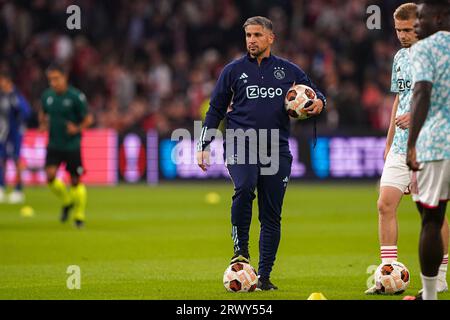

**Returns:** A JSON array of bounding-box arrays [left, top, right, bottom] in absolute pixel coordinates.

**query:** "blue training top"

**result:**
[[0, 88, 31, 144], [199, 53, 326, 154]]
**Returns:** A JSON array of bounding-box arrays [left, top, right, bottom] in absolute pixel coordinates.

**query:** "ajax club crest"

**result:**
[[273, 67, 285, 80]]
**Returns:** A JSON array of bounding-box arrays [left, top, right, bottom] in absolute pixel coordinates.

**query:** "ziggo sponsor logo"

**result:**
[[246, 85, 283, 99]]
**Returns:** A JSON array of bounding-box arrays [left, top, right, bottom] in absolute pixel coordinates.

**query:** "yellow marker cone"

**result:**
[[307, 292, 327, 300], [20, 206, 35, 217], [205, 192, 221, 204]]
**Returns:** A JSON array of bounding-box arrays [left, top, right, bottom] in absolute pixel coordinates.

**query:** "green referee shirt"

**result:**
[[41, 86, 88, 151]]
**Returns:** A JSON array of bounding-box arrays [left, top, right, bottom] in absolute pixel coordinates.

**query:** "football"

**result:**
[[223, 262, 258, 292], [375, 261, 410, 294], [284, 84, 317, 120]]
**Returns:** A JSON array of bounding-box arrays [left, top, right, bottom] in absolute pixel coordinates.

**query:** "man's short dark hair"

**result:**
[[46, 63, 67, 74], [417, 0, 450, 18], [243, 16, 273, 32], [417, 0, 449, 4], [417, 0, 450, 9]]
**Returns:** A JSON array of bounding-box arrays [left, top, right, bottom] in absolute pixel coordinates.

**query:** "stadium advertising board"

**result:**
[[5, 129, 118, 185], [158, 136, 386, 180], [7, 130, 385, 185]]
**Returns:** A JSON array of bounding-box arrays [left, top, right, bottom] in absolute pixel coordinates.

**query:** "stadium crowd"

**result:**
[[0, 0, 409, 136]]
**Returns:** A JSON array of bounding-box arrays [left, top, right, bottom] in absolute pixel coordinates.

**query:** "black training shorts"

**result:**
[[45, 148, 84, 177]]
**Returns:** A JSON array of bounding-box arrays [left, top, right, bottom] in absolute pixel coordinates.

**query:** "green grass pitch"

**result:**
[[0, 182, 448, 300]]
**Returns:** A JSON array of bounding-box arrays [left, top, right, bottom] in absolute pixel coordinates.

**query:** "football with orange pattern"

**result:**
[[375, 261, 410, 294], [223, 262, 258, 292], [284, 84, 316, 120]]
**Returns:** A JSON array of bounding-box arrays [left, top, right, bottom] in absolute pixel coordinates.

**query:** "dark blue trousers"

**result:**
[[227, 154, 292, 279]]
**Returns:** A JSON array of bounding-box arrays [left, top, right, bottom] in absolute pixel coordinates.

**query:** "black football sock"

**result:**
[[419, 202, 447, 277]]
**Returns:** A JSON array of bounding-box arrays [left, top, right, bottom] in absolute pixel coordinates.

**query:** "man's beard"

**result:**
[[401, 42, 412, 48], [248, 47, 266, 57]]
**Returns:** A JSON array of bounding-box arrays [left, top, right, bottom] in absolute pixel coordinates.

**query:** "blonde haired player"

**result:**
[[366, 2, 448, 294]]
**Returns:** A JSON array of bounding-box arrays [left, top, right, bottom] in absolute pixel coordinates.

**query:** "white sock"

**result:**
[[439, 254, 448, 278], [380, 246, 398, 264], [421, 273, 438, 300]]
